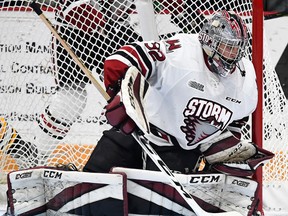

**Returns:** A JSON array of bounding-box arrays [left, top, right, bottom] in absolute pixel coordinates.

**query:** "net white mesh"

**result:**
[[0, 0, 287, 214]]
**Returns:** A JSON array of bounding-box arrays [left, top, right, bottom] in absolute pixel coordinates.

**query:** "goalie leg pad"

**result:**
[[6, 167, 128, 216], [112, 167, 259, 216]]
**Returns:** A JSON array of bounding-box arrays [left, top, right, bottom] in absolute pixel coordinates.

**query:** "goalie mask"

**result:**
[[199, 10, 248, 77]]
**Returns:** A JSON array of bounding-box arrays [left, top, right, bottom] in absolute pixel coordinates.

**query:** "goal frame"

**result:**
[[252, 0, 264, 214]]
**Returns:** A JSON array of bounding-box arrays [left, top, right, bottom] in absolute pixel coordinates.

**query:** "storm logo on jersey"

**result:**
[[181, 98, 232, 146]]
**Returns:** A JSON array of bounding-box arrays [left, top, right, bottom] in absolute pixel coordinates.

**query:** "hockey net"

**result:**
[[0, 0, 287, 215]]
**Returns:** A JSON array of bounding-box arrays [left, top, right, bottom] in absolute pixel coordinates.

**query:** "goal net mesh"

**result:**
[[0, 0, 287, 214]]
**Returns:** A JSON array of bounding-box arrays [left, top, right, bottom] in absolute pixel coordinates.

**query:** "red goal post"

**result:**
[[0, 0, 287, 215], [251, 0, 264, 214]]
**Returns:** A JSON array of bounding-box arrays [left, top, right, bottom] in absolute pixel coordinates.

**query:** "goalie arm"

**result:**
[[103, 38, 171, 133], [103, 38, 170, 97]]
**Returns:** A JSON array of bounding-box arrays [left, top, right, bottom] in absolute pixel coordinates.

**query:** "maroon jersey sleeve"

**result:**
[[103, 41, 162, 97]]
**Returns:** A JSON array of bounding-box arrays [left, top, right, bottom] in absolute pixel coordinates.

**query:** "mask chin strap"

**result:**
[[208, 56, 219, 73], [208, 54, 231, 77], [235, 61, 246, 77]]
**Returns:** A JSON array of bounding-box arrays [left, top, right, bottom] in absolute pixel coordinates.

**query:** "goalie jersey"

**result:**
[[104, 33, 258, 150]]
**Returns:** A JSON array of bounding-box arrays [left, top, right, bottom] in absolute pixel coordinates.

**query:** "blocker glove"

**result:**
[[105, 93, 137, 134]]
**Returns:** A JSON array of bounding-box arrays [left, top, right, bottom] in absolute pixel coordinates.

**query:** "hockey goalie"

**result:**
[[4, 5, 275, 216], [85, 9, 274, 215]]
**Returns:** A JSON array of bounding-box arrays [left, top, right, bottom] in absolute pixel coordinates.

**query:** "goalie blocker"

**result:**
[[6, 166, 259, 216]]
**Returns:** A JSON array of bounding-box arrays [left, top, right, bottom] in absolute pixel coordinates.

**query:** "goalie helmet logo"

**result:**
[[199, 10, 248, 77]]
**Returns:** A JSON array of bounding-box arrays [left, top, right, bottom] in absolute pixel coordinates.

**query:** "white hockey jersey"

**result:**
[[104, 33, 258, 150]]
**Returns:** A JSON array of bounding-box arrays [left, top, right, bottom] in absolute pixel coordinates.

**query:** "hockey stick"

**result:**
[[30, 3, 242, 215]]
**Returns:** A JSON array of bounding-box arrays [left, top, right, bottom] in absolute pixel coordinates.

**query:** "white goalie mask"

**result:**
[[199, 11, 248, 77]]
